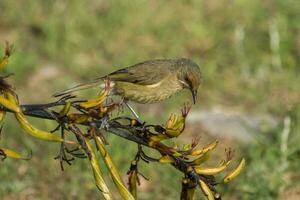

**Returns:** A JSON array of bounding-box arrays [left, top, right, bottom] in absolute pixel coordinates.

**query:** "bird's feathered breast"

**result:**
[[113, 73, 183, 104]]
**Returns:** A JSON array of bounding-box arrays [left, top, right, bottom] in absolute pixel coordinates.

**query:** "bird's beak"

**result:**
[[191, 89, 197, 104]]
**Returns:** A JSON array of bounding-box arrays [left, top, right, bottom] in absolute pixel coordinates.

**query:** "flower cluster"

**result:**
[[0, 43, 245, 200]]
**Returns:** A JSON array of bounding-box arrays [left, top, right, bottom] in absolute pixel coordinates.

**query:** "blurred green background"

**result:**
[[0, 0, 299, 199]]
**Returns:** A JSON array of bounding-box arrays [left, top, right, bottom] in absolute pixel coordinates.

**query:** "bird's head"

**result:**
[[177, 58, 202, 104]]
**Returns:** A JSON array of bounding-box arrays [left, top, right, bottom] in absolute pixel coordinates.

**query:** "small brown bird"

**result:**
[[54, 58, 202, 105]]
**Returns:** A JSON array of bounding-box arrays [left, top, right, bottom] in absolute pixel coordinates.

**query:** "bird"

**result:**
[[54, 58, 202, 120]]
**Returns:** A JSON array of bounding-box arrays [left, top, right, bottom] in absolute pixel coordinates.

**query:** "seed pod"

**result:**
[[94, 137, 135, 200], [68, 113, 90, 124], [79, 86, 110, 109], [199, 180, 215, 200], [159, 155, 175, 164], [0, 111, 6, 122], [191, 152, 211, 165], [5, 91, 64, 142], [15, 112, 64, 142], [223, 158, 246, 183], [0, 148, 31, 160], [164, 113, 186, 138], [194, 164, 228, 175], [0, 57, 9, 70], [0, 95, 20, 113], [84, 138, 114, 200], [190, 141, 218, 156], [59, 102, 71, 117]]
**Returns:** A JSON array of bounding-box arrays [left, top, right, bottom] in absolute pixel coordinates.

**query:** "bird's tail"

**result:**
[[53, 78, 104, 97]]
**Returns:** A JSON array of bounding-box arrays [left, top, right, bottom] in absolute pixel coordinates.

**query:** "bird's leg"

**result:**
[[124, 101, 144, 124]]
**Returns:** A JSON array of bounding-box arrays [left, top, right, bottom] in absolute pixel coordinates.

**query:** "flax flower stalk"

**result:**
[[94, 136, 135, 200], [85, 138, 114, 200]]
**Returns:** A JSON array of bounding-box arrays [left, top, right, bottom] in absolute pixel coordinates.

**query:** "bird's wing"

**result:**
[[106, 59, 175, 85]]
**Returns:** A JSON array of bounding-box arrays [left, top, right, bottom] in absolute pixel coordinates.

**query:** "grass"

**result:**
[[0, 0, 299, 199]]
